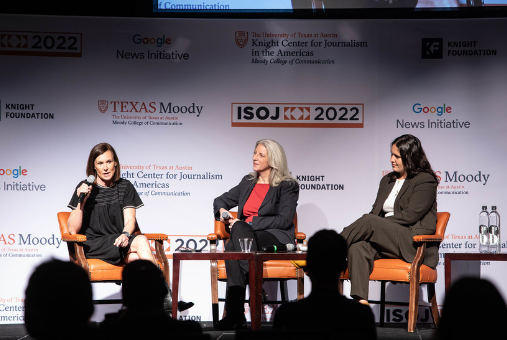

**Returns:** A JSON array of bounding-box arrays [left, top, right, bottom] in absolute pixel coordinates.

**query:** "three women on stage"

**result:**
[[68, 134, 438, 327]]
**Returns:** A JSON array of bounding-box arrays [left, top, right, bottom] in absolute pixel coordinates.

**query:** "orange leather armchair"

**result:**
[[57, 211, 170, 304], [207, 212, 306, 324], [340, 211, 450, 332]]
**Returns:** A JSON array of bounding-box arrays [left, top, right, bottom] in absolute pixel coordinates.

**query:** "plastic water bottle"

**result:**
[[479, 206, 489, 253], [489, 206, 500, 254]]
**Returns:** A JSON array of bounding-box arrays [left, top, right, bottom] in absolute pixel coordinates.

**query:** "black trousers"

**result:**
[[225, 221, 283, 289]]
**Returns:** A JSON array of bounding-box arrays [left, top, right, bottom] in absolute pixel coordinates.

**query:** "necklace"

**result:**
[[394, 179, 405, 196]]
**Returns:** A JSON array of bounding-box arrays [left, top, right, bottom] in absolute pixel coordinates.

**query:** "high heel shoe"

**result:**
[[162, 279, 194, 315], [178, 301, 194, 312]]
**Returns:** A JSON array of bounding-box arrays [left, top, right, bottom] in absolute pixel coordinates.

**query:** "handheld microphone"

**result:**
[[221, 211, 231, 220], [262, 244, 295, 252], [78, 175, 95, 203]]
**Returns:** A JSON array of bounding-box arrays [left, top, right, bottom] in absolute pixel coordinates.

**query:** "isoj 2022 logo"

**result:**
[[232, 103, 364, 128]]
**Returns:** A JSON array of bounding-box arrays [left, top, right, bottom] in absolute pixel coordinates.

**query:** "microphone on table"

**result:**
[[222, 211, 231, 220], [78, 175, 95, 203], [262, 244, 295, 252]]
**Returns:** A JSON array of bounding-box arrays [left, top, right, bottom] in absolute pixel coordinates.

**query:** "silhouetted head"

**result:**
[[25, 259, 93, 339], [306, 229, 347, 283], [438, 277, 507, 340], [122, 260, 168, 310]]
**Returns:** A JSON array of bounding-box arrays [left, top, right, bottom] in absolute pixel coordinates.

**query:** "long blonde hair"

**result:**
[[249, 139, 296, 187]]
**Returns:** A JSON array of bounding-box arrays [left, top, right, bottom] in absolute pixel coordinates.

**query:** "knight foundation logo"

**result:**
[[235, 31, 248, 48], [422, 38, 443, 59]]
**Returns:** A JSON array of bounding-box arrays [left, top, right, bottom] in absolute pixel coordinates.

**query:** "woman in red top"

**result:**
[[213, 139, 299, 330]]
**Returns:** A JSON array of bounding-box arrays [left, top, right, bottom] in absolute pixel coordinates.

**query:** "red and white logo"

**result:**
[[232, 103, 364, 128], [283, 107, 311, 121], [235, 31, 248, 48], [98, 100, 108, 113]]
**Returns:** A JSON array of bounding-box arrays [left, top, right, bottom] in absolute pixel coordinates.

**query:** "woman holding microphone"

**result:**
[[213, 139, 299, 330], [67, 142, 192, 313], [67, 143, 153, 265]]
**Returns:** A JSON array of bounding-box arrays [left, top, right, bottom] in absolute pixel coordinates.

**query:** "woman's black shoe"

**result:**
[[214, 315, 247, 330], [178, 301, 194, 312]]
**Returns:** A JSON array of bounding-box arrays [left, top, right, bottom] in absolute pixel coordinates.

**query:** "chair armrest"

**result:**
[[62, 233, 87, 242], [143, 233, 168, 241], [296, 232, 306, 241], [208, 231, 230, 240], [413, 234, 444, 242]]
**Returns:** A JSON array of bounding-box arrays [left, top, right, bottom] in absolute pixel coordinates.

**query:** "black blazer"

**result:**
[[370, 172, 438, 268], [213, 175, 299, 245]]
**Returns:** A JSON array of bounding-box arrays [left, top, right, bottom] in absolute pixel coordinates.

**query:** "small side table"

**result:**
[[172, 251, 255, 323], [252, 251, 307, 330], [444, 252, 507, 292]]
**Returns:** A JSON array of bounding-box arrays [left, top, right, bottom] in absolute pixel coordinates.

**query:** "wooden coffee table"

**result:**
[[172, 250, 307, 330], [252, 251, 307, 330], [171, 251, 255, 323]]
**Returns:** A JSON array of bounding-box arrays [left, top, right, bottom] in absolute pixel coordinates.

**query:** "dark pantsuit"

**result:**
[[340, 172, 438, 301], [341, 214, 415, 300]]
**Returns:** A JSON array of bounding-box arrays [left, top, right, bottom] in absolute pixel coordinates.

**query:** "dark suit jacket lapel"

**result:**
[[394, 177, 412, 214], [258, 185, 276, 211], [372, 179, 395, 216], [238, 178, 256, 216]]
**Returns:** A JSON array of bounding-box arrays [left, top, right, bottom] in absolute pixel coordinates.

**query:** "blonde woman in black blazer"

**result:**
[[341, 134, 439, 305], [213, 139, 298, 330]]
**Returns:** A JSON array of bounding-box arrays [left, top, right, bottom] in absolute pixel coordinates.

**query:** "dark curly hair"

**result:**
[[389, 134, 439, 184]]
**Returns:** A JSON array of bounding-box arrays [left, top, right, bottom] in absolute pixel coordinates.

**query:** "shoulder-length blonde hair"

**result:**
[[248, 139, 296, 187]]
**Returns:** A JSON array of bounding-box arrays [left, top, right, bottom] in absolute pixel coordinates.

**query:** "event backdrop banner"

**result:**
[[0, 14, 506, 324]]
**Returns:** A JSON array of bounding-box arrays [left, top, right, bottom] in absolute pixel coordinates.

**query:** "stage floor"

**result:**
[[0, 322, 437, 340]]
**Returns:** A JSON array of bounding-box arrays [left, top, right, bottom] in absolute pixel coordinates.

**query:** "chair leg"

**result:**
[[297, 268, 304, 300], [210, 259, 219, 325], [279, 280, 288, 302], [408, 277, 421, 332], [427, 283, 439, 328], [379, 281, 386, 327]]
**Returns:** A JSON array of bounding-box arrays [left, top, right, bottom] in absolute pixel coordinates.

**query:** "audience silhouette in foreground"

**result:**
[[273, 229, 377, 339], [25, 259, 101, 340], [435, 277, 507, 340], [99, 260, 203, 339]]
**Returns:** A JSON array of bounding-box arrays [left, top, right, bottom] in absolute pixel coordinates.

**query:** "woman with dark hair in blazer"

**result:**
[[341, 134, 439, 305], [213, 139, 299, 330]]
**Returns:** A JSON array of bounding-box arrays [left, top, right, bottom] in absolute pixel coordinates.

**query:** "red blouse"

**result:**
[[243, 183, 270, 223]]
